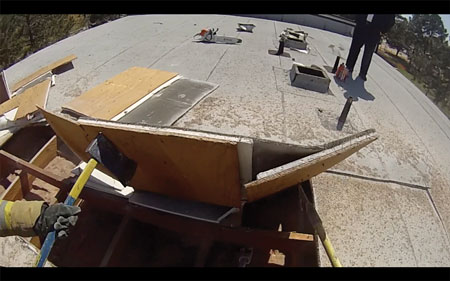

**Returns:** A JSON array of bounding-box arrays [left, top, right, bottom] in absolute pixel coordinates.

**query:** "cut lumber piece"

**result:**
[[11, 54, 76, 92], [244, 130, 378, 202], [0, 79, 51, 120], [39, 107, 243, 207], [62, 67, 178, 120]]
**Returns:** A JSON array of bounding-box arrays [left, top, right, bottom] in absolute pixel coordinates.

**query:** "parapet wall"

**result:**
[[238, 14, 355, 37]]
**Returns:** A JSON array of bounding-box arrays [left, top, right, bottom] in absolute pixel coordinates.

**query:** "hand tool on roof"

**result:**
[[193, 28, 242, 44], [297, 184, 342, 267], [237, 23, 256, 32], [34, 133, 137, 267]]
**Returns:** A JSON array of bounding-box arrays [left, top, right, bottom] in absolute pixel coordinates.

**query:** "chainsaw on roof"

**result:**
[[193, 28, 242, 44]]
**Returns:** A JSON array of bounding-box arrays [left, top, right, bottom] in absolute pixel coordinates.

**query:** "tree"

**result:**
[[385, 15, 409, 56]]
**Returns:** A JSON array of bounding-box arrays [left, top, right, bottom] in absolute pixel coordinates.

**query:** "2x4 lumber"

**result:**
[[39, 107, 243, 207], [1, 136, 58, 201], [0, 150, 67, 191], [0, 79, 51, 120], [244, 132, 378, 202], [62, 67, 177, 120], [11, 54, 76, 92]]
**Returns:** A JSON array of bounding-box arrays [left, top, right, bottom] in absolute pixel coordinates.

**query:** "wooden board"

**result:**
[[39, 107, 243, 207], [244, 132, 378, 202], [62, 67, 178, 120], [0, 79, 50, 120], [11, 54, 76, 92]]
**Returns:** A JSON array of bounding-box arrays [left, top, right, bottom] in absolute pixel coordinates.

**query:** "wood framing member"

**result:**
[[11, 54, 77, 92], [0, 136, 60, 201], [0, 149, 69, 193]]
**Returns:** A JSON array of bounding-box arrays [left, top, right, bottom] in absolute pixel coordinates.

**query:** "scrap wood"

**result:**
[[0, 79, 51, 120], [62, 67, 178, 120], [244, 130, 378, 202], [11, 54, 76, 93]]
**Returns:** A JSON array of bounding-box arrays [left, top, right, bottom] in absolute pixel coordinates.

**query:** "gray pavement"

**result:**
[[4, 15, 450, 266]]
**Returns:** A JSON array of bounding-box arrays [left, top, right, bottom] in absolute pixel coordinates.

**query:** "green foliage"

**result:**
[[383, 14, 449, 116], [0, 14, 122, 70], [385, 15, 409, 56]]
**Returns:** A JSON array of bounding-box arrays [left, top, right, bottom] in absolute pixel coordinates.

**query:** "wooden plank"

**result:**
[[0, 150, 67, 191], [244, 132, 378, 202], [1, 136, 58, 201], [11, 54, 76, 92], [0, 79, 51, 120], [62, 67, 178, 120], [39, 107, 243, 207]]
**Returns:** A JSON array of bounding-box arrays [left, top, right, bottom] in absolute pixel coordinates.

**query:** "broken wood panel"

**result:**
[[62, 67, 177, 120], [244, 133, 378, 202], [0, 136, 58, 201], [39, 107, 243, 207], [11, 54, 76, 92], [0, 79, 51, 120]]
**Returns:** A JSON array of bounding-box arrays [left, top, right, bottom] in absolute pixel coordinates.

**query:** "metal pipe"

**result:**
[[337, 97, 353, 131], [332, 56, 340, 73]]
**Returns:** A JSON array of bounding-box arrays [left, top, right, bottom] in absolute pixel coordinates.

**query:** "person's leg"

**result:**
[[359, 37, 378, 80], [345, 27, 365, 72]]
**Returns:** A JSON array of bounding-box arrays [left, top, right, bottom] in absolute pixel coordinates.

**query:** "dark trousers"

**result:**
[[346, 25, 380, 77]]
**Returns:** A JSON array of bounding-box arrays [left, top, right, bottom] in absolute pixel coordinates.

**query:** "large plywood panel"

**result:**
[[40, 107, 242, 207], [244, 132, 378, 202], [62, 67, 177, 120], [0, 79, 50, 120]]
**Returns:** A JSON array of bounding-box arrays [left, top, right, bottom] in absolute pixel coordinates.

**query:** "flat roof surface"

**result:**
[[4, 15, 450, 266]]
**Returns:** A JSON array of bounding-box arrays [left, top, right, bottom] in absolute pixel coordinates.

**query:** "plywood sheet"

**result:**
[[62, 67, 177, 120], [244, 132, 378, 202], [39, 107, 242, 207], [12, 54, 76, 92], [0, 79, 50, 120]]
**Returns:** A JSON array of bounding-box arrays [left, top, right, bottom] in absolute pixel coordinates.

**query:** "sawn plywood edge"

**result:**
[[61, 67, 178, 120], [244, 131, 378, 202], [12, 54, 77, 92]]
